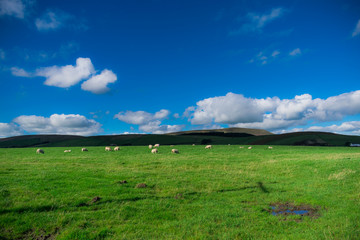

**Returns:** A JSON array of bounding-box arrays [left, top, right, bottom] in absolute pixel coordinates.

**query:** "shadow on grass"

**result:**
[[0, 182, 275, 215], [0, 205, 57, 215]]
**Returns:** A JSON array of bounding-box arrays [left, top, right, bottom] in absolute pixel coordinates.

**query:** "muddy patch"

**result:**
[[117, 180, 128, 184], [268, 202, 320, 221], [135, 183, 147, 188]]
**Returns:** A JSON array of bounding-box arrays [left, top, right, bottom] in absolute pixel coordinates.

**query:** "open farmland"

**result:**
[[1, 145, 360, 239]]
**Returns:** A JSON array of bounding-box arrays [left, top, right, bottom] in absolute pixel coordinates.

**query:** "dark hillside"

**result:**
[[1, 128, 360, 147]]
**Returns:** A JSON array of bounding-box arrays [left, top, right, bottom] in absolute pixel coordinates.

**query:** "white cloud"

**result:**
[[35, 9, 88, 32], [352, 20, 360, 37], [186, 90, 360, 131], [13, 114, 102, 136], [11, 67, 31, 77], [272, 50, 280, 57], [35, 10, 66, 31], [0, 123, 23, 138], [81, 69, 117, 94], [0, 49, 5, 60], [114, 109, 183, 134], [138, 120, 184, 134], [36, 57, 95, 88], [188, 92, 280, 125], [114, 109, 170, 125], [231, 7, 286, 35], [15, 57, 117, 94], [289, 48, 301, 56], [0, 0, 25, 18], [283, 121, 360, 136]]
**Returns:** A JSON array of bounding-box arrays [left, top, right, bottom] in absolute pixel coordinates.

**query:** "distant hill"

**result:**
[[0, 128, 359, 148], [167, 127, 273, 137]]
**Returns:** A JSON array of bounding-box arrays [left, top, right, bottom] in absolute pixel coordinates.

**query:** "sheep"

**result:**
[[154, 144, 160, 148], [148, 145, 153, 149], [205, 145, 212, 149], [192, 144, 196, 146], [36, 149, 44, 154], [64, 150, 71, 153], [81, 148, 88, 152], [151, 148, 158, 154], [248, 146, 252, 150], [268, 146, 273, 149], [171, 149, 179, 154], [114, 147, 120, 151], [239, 146, 244, 149], [105, 147, 112, 151]]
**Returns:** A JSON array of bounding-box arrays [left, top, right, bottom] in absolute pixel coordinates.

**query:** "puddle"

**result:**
[[268, 202, 320, 220], [270, 206, 309, 216]]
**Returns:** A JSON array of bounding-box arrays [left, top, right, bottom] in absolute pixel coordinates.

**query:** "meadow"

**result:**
[[0, 145, 359, 239]]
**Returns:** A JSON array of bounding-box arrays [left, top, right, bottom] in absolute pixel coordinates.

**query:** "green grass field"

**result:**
[[1, 145, 359, 239]]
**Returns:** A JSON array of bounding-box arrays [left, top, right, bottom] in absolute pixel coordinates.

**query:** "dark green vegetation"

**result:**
[[1, 128, 360, 148], [1, 146, 359, 239]]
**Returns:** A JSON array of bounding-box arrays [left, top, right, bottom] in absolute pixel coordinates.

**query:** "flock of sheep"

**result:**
[[35, 145, 273, 154]]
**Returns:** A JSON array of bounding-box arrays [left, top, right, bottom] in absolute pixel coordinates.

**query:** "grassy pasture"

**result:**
[[0, 145, 359, 239]]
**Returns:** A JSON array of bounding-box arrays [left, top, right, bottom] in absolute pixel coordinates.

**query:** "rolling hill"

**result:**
[[0, 128, 359, 148]]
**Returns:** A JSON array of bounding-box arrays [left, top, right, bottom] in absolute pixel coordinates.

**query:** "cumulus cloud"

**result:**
[[81, 69, 117, 94], [186, 90, 360, 131], [188, 92, 280, 125], [0, 123, 23, 138], [12, 114, 102, 136], [114, 109, 170, 125], [230, 7, 286, 35], [289, 48, 301, 56], [36, 57, 95, 88], [114, 109, 184, 134], [352, 20, 360, 37], [14, 57, 117, 94], [0, 0, 25, 18]]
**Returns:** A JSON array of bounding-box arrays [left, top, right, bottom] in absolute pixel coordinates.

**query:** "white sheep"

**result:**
[[239, 146, 244, 149], [151, 148, 158, 154], [148, 145, 153, 149], [268, 146, 273, 149], [248, 146, 252, 150], [171, 149, 179, 154], [205, 145, 212, 149], [105, 146, 112, 151], [154, 144, 160, 148], [81, 148, 88, 152], [114, 146, 120, 151], [64, 150, 71, 153], [36, 149, 44, 154]]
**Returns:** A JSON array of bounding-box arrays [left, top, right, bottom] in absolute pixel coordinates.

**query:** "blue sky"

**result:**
[[1, 0, 360, 137]]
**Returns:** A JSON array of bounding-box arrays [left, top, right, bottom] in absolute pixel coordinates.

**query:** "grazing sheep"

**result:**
[[171, 149, 179, 154], [205, 145, 212, 149], [248, 146, 252, 150], [192, 144, 195, 146], [81, 148, 88, 152], [154, 144, 160, 148], [151, 148, 158, 154], [114, 147, 120, 151], [239, 146, 244, 149], [268, 146, 273, 149], [105, 147, 112, 151], [64, 150, 71, 153], [36, 149, 44, 154], [148, 145, 153, 149]]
